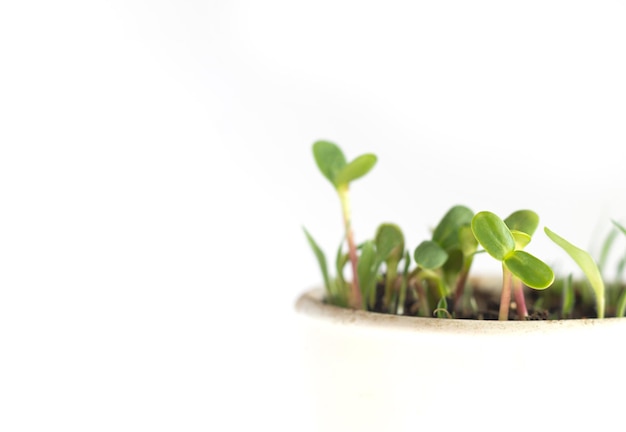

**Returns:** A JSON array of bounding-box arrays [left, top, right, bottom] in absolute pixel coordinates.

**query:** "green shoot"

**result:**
[[312, 140, 377, 309], [504, 210, 540, 319], [544, 227, 605, 319], [375, 223, 405, 312], [472, 211, 554, 320]]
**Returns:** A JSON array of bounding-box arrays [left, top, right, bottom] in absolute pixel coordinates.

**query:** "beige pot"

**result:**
[[294, 285, 625, 432]]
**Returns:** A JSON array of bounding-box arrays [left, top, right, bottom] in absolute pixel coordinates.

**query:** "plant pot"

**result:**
[[294, 280, 625, 431]]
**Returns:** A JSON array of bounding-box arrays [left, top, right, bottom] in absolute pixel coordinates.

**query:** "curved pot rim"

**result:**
[[295, 287, 626, 335]]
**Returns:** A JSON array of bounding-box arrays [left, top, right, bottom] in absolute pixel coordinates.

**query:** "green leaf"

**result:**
[[357, 240, 378, 307], [511, 230, 531, 250], [414, 240, 448, 270], [503, 250, 554, 290], [545, 227, 605, 318], [504, 210, 539, 237], [432, 205, 474, 251], [375, 223, 405, 263], [613, 220, 626, 237], [334, 154, 377, 186], [303, 227, 331, 293], [458, 225, 478, 256], [471, 211, 515, 261], [312, 140, 347, 187], [562, 274, 575, 317], [335, 240, 349, 289]]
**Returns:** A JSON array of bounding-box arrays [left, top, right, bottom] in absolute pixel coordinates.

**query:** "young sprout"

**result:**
[[545, 227, 605, 319], [430, 205, 477, 308], [312, 140, 377, 309], [472, 211, 554, 320], [411, 205, 476, 317], [503, 210, 540, 319], [375, 223, 405, 312]]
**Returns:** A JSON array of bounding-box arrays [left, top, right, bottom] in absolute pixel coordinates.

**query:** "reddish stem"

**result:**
[[338, 186, 362, 309], [513, 278, 528, 320]]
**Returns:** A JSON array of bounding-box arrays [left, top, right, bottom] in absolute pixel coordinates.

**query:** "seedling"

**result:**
[[309, 140, 377, 309], [470, 211, 554, 320], [545, 227, 605, 319]]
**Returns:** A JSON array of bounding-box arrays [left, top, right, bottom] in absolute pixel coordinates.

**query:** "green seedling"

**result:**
[[472, 211, 554, 320], [311, 140, 377, 309], [545, 227, 605, 319], [375, 223, 405, 311], [503, 210, 540, 319], [410, 206, 477, 317]]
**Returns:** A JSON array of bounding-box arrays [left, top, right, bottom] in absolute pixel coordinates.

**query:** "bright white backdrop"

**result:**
[[2, 1, 626, 431]]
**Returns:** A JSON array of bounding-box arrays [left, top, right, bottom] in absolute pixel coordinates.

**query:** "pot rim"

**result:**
[[295, 287, 626, 335]]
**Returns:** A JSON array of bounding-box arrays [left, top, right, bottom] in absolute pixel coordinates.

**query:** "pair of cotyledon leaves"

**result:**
[[312, 140, 377, 190]]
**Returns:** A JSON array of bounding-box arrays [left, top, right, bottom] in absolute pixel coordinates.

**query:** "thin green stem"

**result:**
[[383, 261, 398, 311], [499, 266, 512, 321], [338, 186, 362, 309]]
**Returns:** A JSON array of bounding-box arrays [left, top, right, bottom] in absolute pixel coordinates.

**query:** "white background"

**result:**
[[2, 1, 626, 431]]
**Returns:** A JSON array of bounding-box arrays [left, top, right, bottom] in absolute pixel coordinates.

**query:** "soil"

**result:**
[[366, 278, 603, 320]]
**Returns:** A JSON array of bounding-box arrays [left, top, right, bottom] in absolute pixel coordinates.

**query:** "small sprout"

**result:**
[[472, 211, 554, 320], [375, 223, 405, 312], [421, 205, 477, 316], [357, 240, 378, 310], [312, 140, 377, 309], [545, 227, 605, 319], [562, 274, 575, 318]]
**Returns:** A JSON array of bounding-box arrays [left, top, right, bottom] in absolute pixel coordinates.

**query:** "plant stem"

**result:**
[[499, 266, 512, 321], [383, 261, 398, 311], [337, 186, 362, 309], [512, 277, 528, 320]]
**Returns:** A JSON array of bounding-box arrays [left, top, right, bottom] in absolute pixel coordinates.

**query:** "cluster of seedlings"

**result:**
[[305, 140, 626, 320]]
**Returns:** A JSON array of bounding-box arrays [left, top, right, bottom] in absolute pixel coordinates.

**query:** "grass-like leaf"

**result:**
[[303, 227, 330, 294], [545, 227, 605, 318], [357, 240, 378, 309]]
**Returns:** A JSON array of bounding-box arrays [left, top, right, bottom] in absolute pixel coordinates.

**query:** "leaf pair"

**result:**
[[472, 211, 554, 290], [312, 141, 377, 190]]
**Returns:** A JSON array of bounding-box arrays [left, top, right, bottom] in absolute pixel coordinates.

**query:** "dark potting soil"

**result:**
[[364, 279, 602, 320]]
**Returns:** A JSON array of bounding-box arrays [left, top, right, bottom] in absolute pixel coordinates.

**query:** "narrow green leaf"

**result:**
[[435, 296, 451, 318], [303, 227, 330, 293], [357, 240, 378, 308], [334, 153, 377, 186], [335, 240, 349, 289], [545, 227, 605, 318], [432, 205, 474, 251], [598, 226, 618, 273], [613, 220, 626, 237], [562, 274, 575, 318], [312, 140, 347, 187], [503, 250, 554, 290], [471, 211, 515, 261], [414, 240, 448, 270], [504, 210, 539, 237]]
